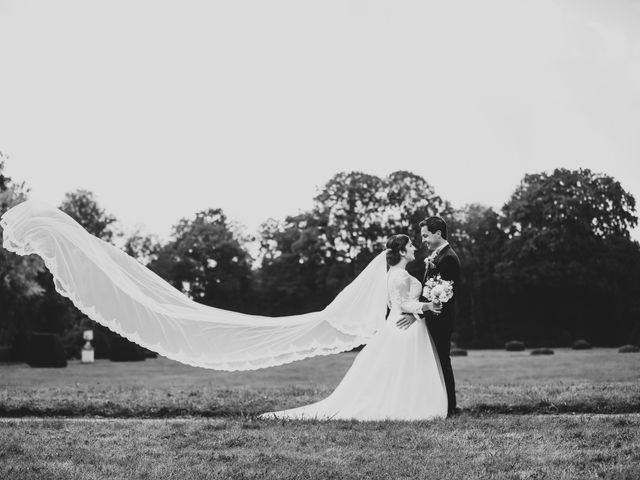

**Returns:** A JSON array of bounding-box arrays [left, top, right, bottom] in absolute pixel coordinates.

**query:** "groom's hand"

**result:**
[[396, 314, 417, 330]]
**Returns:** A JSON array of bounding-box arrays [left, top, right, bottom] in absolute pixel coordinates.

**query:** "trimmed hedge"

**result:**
[[572, 339, 592, 350], [531, 348, 554, 355], [108, 337, 147, 362], [92, 330, 113, 359], [505, 341, 526, 351], [450, 348, 468, 356], [26, 333, 67, 368], [618, 344, 640, 353]]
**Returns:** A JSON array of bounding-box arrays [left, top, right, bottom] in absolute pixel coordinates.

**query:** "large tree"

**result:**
[[446, 204, 508, 347], [257, 213, 331, 315], [149, 208, 254, 313], [59, 189, 117, 242], [315, 171, 449, 263], [0, 157, 45, 356], [122, 228, 162, 266], [256, 171, 449, 316], [497, 168, 640, 346]]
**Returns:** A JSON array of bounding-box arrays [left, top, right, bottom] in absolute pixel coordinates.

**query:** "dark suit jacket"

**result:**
[[408, 244, 460, 330]]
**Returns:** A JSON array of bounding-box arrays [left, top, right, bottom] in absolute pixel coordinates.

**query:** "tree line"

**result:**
[[1, 159, 639, 359]]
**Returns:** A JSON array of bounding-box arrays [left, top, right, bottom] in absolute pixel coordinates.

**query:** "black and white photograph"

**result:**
[[1, 0, 640, 478]]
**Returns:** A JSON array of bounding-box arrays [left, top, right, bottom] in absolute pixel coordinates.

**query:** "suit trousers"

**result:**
[[426, 314, 457, 413]]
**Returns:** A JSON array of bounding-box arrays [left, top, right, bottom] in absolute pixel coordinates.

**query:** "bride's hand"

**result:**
[[396, 314, 417, 330], [422, 302, 442, 315]]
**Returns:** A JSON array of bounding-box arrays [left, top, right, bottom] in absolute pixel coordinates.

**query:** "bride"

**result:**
[[261, 234, 448, 421], [1, 200, 448, 420]]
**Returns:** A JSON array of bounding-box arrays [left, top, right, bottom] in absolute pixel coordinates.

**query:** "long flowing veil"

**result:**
[[1, 200, 388, 371]]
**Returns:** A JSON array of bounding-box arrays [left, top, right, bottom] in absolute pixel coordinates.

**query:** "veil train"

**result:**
[[0, 200, 388, 371]]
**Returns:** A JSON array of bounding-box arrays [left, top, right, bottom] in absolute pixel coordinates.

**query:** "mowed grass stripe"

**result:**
[[1, 415, 639, 479], [1, 348, 638, 417]]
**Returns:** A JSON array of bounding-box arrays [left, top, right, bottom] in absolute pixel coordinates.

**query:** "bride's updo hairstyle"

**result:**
[[386, 234, 410, 267]]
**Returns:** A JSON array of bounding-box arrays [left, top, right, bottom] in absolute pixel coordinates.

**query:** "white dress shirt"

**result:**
[[425, 240, 449, 264]]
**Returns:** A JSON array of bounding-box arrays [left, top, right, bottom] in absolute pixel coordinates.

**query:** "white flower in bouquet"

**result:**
[[423, 275, 454, 304]]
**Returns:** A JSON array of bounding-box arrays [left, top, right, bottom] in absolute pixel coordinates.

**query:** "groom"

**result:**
[[399, 216, 461, 417]]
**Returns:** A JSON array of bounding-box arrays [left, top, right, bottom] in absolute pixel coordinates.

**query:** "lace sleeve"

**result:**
[[388, 271, 424, 315]]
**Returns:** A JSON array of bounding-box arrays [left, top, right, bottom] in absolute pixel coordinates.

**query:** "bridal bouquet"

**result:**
[[423, 275, 454, 304]]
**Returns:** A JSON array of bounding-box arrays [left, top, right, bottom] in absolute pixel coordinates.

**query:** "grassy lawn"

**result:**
[[1, 415, 639, 479], [1, 349, 639, 479], [1, 348, 639, 416]]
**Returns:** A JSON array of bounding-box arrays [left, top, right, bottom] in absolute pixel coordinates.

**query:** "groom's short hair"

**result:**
[[419, 216, 448, 239]]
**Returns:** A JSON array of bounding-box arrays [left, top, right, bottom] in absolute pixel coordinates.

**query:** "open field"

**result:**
[[1, 349, 639, 479], [1, 348, 639, 417]]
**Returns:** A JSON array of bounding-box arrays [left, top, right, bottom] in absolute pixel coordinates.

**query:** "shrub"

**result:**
[[141, 347, 158, 359], [108, 337, 146, 362], [26, 333, 67, 368], [618, 344, 640, 353], [571, 339, 592, 350], [450, 348, 468, 356], [64, 342, 81, 360], [92, 330, 112, 359], [505, 340, 525, 351], [0, 346, 10, 362], [531, 348, 554, 355], [464, 337, 502, 349], [60, 330, 82, 361], [631, 324, 640, 346]]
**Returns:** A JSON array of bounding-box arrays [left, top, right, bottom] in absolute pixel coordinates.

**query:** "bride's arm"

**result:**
[[389, 272, 439, 313], [391, 273, 442, 330], [388, 273, 424, 315]]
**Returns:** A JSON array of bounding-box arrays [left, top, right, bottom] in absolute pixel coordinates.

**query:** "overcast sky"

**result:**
[[1, 0, 639, 241]]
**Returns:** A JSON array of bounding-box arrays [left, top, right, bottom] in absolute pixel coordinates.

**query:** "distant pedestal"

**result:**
[[81, 348, 95, 363], [82, 330, 94, 363]]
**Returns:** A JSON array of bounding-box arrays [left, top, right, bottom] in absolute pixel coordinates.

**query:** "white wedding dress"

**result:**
[[261, 268, 448, 421]]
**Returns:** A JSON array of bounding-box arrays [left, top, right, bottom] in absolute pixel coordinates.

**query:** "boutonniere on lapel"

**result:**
[[424, 253, 437, 272]]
